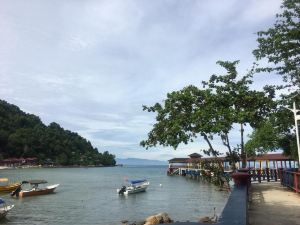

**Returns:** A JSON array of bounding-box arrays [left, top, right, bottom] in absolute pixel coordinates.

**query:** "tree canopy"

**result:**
[[245, 92, 300, 159], [141, 61, 275, 168], [253, 0, 300, 88], [0, 99, 116, 166], [246, 0, 300, 159]]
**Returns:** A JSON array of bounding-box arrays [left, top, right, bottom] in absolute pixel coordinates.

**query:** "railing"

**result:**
[[280, 168, 300, 193], [166, 168, 299, 225], [169, 167, 288, 184], [168, 172, 250, 225], [249, 168, 278, 182], [167, 168, 179, 176]]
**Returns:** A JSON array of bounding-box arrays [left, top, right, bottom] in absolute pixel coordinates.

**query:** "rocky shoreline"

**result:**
[[121, 212, 172, 225], [121, 211, 218, 225]]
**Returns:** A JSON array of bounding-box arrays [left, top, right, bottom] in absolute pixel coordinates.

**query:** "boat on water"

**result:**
[[0, 178, 21, 192], [0, 198, 14, 219], [11, 180, 59, 198], [117, 179, 150, 195]]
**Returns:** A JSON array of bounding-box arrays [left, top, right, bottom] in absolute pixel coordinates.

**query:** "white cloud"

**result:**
[[0, 0, 284, 161]]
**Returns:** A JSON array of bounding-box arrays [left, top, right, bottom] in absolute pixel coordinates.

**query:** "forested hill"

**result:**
[[0, 100, 116, 166]]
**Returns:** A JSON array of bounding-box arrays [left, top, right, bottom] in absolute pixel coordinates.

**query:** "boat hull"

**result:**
[[125, 186, 147, 194], [0, 205, 14, 219], [19, 184, 59, 197], [118, 181, 150, 195], [0, 183, 21, 192]]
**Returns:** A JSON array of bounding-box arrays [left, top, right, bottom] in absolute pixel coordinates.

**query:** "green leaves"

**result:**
[[245, 121, 279, 156], [245, 90, 300, 159], [253, 0, 300, 88], [0, 99, 116, 166], [141, 61, 275, 164]]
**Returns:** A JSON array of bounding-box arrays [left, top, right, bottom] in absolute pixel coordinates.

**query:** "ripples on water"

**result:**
[[0, 166, 229, 225]]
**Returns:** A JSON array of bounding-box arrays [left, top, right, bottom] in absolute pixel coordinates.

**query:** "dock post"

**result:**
[[266, 168, 270, 182], [294, 173, 299, 193], [258, 169, 261, 183]]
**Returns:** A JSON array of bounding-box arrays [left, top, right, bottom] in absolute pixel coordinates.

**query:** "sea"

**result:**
[[0, 166, 229, 225]]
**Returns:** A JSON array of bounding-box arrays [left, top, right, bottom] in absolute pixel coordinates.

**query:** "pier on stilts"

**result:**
[[167, 153, 298, 184]]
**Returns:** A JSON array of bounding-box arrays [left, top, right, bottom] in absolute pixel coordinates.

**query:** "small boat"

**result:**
[[0, 198, 14, 219], [11, 180, 59, 198], [117, 179, 150, 195], [0, 178, 21, 192]]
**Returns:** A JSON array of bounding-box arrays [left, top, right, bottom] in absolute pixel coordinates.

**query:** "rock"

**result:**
[[144, 213, 172, 224], [155, 214, 164, 223], [135, 221, 145, 225], [156, 212, 171, 223], [198, 216, 217, 224], [199, 216, 210, 223], [145, 215, 159, 224]]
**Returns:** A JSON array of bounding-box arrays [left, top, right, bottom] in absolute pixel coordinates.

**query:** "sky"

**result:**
[[0, 0, 284, 161]]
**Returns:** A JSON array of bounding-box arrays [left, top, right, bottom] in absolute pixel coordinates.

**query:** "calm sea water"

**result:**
[[0, 166, 229, 225]]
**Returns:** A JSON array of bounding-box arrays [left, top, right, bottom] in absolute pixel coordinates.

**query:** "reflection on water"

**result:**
[[0, 166, 229, 225]]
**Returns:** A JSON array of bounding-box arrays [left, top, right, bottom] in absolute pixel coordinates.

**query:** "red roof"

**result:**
[[248, 153, 292, 161], [168, 158, 188, 163], [187, 156, 226, 163], [188, 153, 202, 158], [169, 153, 294, 164]]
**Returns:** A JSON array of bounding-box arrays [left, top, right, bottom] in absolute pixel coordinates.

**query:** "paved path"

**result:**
[[249, 182, 300, 225]]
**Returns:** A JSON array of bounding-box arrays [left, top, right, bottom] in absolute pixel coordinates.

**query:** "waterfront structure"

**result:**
[[0, 157, 38, 167], [168, 153, 298, 175]]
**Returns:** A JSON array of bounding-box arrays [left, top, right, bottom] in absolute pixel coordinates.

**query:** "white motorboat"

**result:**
[[0, 198, 14, 219], [117, 179, 150, 195]]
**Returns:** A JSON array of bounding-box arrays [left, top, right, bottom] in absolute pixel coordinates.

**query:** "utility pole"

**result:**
[[241, 123, 246, 168], [287, 102, 300, 168]]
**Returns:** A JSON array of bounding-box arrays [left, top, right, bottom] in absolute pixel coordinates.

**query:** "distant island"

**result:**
[[0, 99, 116, 167], [116, 158, 167, 166]]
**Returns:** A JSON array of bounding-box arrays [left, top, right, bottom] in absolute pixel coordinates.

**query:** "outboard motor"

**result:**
[[11, 185, 22, 197], [118, 186, 126, 195]]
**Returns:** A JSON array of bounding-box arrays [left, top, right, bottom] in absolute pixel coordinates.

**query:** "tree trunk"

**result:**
[[241, 123, 247, 168]]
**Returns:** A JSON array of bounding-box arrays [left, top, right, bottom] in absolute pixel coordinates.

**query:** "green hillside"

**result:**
[[0, 100, 116, 166]]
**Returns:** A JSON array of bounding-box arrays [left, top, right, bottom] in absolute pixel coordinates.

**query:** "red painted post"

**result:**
[[298, 173, 300, 192], [294, 173, 298, 193]]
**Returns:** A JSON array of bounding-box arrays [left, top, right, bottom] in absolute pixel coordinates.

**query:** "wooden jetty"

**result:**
[[167, 153, 298, 182]]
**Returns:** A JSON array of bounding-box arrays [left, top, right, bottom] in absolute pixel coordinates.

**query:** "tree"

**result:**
[[245, 120, 280, 156], [253, 0, 300, 88], [202, 61, 276, 167], [245, 92, 300, 159], [141, 61, 275, 168], [250, 0, 300, 159], [0, 99, 116, 166]]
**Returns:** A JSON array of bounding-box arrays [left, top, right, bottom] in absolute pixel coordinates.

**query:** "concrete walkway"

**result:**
[[249, 182, 300, 225]]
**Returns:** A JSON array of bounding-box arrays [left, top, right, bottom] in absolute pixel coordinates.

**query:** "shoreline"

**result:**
[[0, 164, 119, 170]]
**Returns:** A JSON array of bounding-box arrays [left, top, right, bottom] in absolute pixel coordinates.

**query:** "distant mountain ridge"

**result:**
[[116, 158, 167, 165]]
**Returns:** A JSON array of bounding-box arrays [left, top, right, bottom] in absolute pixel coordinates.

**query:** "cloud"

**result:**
[[0, 0, 283, 161]]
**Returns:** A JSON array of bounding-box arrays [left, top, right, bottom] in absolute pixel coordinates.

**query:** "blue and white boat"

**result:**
[[117, 179, 150, 195], [0, 198, 14, 219]]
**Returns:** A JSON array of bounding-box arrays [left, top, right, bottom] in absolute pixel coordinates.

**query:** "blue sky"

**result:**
[[0, 0, 283, 161]]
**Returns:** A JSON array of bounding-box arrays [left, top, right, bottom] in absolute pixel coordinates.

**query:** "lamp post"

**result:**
[[287, 102, 300, 168]]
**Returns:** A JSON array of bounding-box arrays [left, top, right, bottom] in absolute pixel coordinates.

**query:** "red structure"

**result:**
[[0, 157, 38, 167]]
